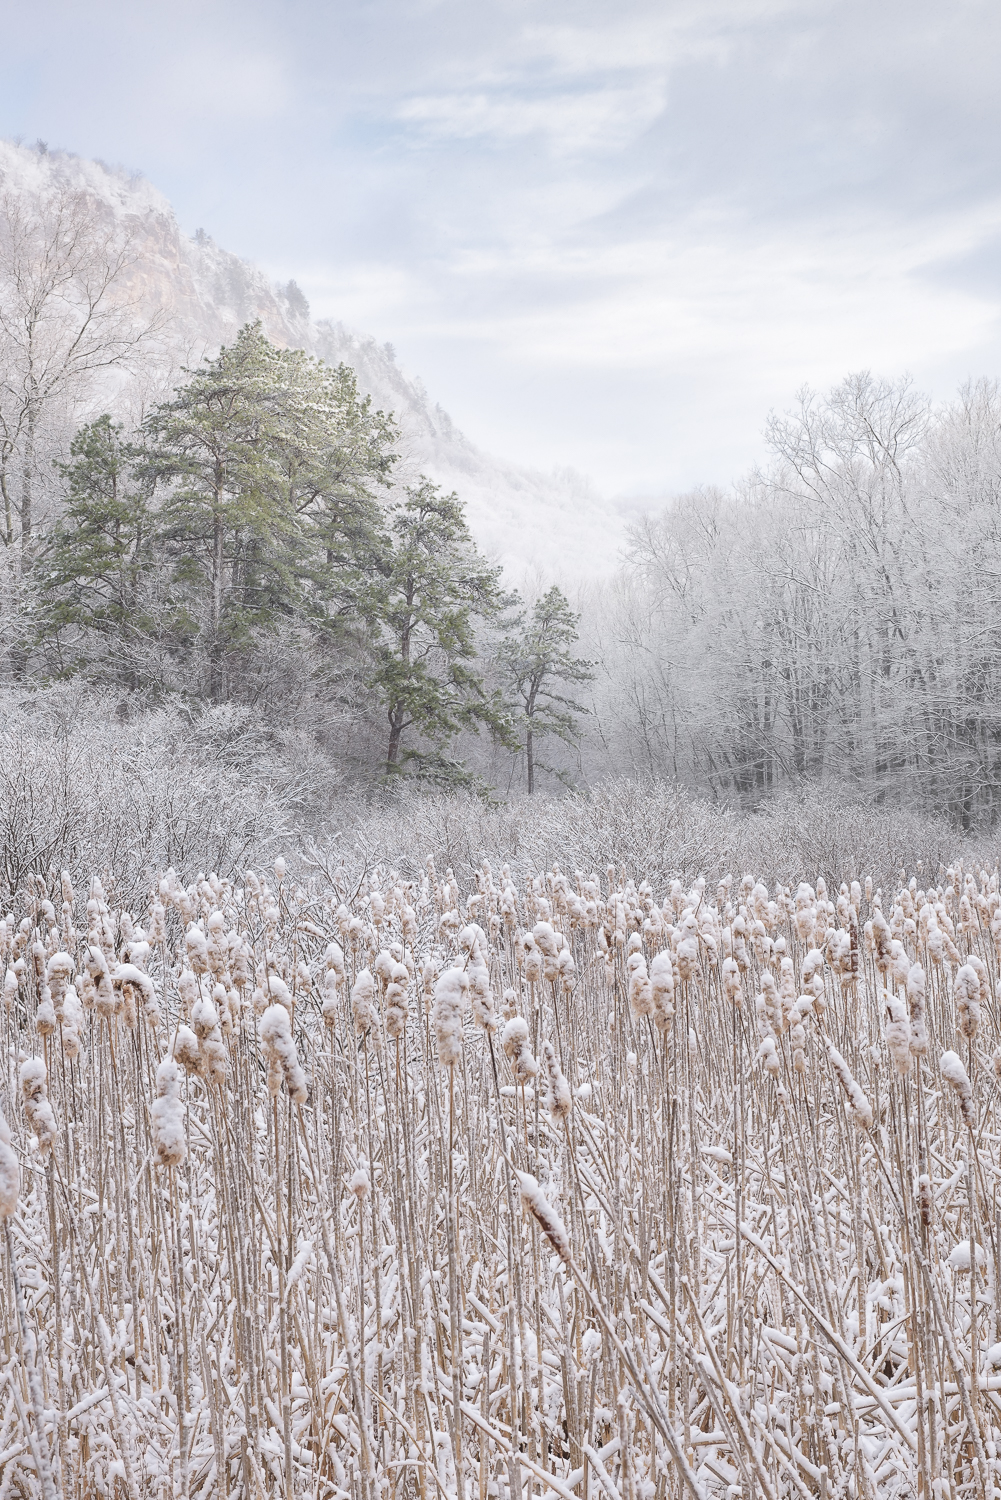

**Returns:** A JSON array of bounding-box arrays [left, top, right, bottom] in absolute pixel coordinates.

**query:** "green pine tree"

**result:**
[[497, 585, 593, 792], [370, 479, 513, 781], [143, 323, 396, 701], [39, 415, 157, 682]]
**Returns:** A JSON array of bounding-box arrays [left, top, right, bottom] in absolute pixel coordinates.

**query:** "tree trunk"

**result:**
[[386, 711, 404, 770], [209, 494, 225, 704], [526, 724, 534, 794], [18, 396, 36, 570]]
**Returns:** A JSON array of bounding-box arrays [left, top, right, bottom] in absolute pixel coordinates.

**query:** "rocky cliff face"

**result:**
[[0, 139, 620, 575]]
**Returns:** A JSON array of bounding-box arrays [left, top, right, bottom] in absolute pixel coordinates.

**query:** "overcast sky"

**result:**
[[3, 0, 1000, 499]]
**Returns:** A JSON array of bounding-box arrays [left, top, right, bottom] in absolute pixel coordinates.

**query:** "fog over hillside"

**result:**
[[0, 139, 616, 576]]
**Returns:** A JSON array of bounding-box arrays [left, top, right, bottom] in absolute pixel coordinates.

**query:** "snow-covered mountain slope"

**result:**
[[0, 140, 624, 576]]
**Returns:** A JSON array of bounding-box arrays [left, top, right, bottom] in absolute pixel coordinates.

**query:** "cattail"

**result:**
[[650, 949, 675, 1029], [385, 961, 410, 1039], [954, 963, 981, 1040], [760, 971, 783, 1033], [917, 1173, 933, 1227], [941, 1049, 976, 1128], [520, 933, 543, 985], [173, 1024, 202, 1076], [626, 952, 653, 1019], [502, 1014, 537, 1085], [542, 1041, 572, 1119], [468, 950, 496, 1033], [433, 966, 467, 1066], [790, 997, 811, 1073], [60, 985, 84, 1059], [191, 995, 227, 1085], [351, 967, 378, 1035], [324, 940, 346, 985], [322, 969, 341, 1027], [35, 983, 57, 1037], [19, 1058, 57, 1155], [151, 1059, 187, 1168], [0, 1110, 18, 1220], [85, 945, 117, 1017], [260, 1003, 308, 1102], [756, 1036, 781, 1075], [828, 1046, 873, 1128], [883, 990, 911, 1076], [907, 963, 929, 1054], [45, 951, 74, 1014], [515, 1169, 570, 1261], [116, 962, 160, 1027], [349, 1165, 370, 1199], [185, 924, 209, 976]]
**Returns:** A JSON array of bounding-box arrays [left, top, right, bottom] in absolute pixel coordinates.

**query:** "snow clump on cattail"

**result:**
[[0, 1111, 18, 1220], [115, 963, 160, 1028], [650, 949, 675, 1030], [541, 1041, 572, 1120], [351, 968, 378, 1036], [260, 1004, 307, 1103], [515, 1169, 570, 1262], [941, 1050, 976, 1128], [433, 965, 467, 1066], [151, 1059, 187, 1168], [349, 1165, 370, 1199], [321, 941, 345, 1028], [385, 960, 410, 1039], [20, 1058, 57, 1155], [954, 964, 981, 1040], [626, 950, 653, 1019], [502, 1014, 537, 1085], [907, 964, 929, 1055], [173, 1025, 202, 1076], [883, 990, 912, 1076], [828, 1046, 873, 1129]]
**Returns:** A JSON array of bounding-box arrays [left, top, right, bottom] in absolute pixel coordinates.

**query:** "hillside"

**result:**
[[0, 140, 620, 575]]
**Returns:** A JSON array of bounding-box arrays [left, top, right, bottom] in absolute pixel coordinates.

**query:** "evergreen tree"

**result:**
[[143, 323, 396, 701], [39, 415, 158, 682], [497, 585, 593, 792], [369, 479, 513, 780]]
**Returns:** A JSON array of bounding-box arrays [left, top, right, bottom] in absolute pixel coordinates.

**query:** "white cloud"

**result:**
[[157, 47, 290, 124], [397, 82, 666, 154]]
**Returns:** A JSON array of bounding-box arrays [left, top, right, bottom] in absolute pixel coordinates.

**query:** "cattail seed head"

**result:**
[[433, 965, 467, 1066], [260, 1003, 307, 1103], [515, 1169, 570, 1261], [19, 1057, 57, 1155], [941, 1049, 976, 1128], [151, 1059, 187, 1168], [0, 1111, 18, 1220]]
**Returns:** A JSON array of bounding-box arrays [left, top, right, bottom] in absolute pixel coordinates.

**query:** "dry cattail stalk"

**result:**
[[541, 1040, 572, 1119], [260, 1002, 308, 1102], [828, 1045, 874, 1128], [151, 1058, 187, 1168], [351, 966, 378, 1035], [515, 1169, 570, 1261], [19, 1058, 58, 1155], [433, 965, 467, 1066], [941, 1049, 976, 1127], [0, 1109, 18, 1220], [502, 1013, 537, 1085]]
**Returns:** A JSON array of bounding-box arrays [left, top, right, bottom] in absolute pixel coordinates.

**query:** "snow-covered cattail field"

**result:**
[[4, 854, 1001, 1500]]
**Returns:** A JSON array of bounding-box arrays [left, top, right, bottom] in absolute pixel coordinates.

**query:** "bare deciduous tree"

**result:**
[[0, 182, 164, 557]]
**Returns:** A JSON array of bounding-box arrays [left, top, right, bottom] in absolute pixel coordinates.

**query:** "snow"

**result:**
[[947, 1239, 985, 1271]]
